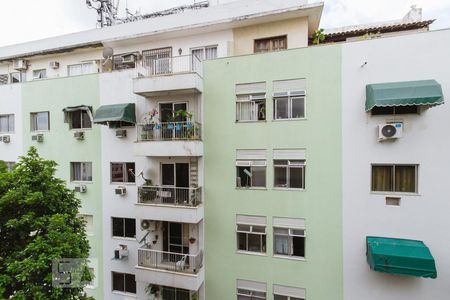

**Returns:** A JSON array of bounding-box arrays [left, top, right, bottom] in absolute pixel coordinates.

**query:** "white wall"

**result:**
[[0, 83, 23, 162], [342, 29, 450, 300]]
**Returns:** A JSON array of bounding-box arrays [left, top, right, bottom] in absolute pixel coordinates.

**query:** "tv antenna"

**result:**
[[86, 0, 120, 27]]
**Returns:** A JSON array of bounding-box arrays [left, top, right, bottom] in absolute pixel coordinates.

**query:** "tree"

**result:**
[[312, 28, 326, 45], [0, 148, 93, 299]]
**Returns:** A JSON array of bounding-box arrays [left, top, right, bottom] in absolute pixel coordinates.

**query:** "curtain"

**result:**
[[0, 116, 7, 132], [68, 64, 82, 76], [237, 101, 254, 121], [395, 166, 416, 192], [274, 234, 289, 255], [372, 165, 393, 191], [205, 46, 217, 60]]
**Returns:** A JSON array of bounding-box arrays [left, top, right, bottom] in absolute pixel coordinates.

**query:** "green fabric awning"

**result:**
[[93, 103, 136, 126], [365, 80, 444, 111], [366, 236, 437, 278], [62, 105, 93, 123]]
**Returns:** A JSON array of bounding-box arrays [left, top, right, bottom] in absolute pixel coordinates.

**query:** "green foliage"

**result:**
[[0, 147, 93, 299], [312, 28, 326, 45]]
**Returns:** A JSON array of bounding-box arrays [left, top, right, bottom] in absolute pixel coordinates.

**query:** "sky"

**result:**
[[0, 0, 449, 47]]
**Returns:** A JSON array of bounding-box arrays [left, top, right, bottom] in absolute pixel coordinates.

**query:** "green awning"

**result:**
[[62, 105, 93, 123], [365, 80, 444, 111], [366, 236, 437, 278], [93, 103, 136, 126]]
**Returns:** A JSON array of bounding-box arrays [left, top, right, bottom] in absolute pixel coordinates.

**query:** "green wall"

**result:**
[[203, 45, 343, 299], [21, 74, 103, 300]]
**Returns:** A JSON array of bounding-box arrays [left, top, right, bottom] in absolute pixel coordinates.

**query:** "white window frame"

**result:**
[[71, 162, 93, 182], [10, 71, 26, 83], [273, 160, 305, 189], [68, 62, 98, 76], [371, 164, 418, 194], [236, 160, 267, 188], [79, 214, 94, 236], [237, 288, 267, 299], [236, 222, 266, 254], [110, 162, 135, 184], [236, 93, 266, 122], [32, 69, 47, 80], [111, 271, 136, 294], [273, 285, 306, 300], [68, 110, 92, 129], [273, 227, 306, 259], [0, 114, 14, 133], [30, 111, 50, 132], [237, 279, 267, 300], [190, 45, 218, 60], [273, 91, 306, 120], [111, 217, 136, 239]]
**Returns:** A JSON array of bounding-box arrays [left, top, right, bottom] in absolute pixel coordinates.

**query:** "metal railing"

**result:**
[[137, 186, 202, 207], [140, 54, 203, 77], [137, 121, 202, 141], [138, 248, 203, 274]]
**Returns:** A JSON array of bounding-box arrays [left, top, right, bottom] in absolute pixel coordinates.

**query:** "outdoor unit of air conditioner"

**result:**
[[140, 219, 156, 231], [13, 59, 28, 71], [49, 61, 60, 69], [32, 134, 44, 143], [378, 122, 403, 141], [115, 186, 126, 195], [115, 129, 127, 138], [2, 135, 10, 143], [74, 131, 84, 140], [114, 245, 129, 260], [74, 185, 87, 193], [122, 54, 136, 64]]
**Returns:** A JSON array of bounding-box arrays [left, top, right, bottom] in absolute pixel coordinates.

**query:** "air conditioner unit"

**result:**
[[378, 122, 403, 141], [74, 185, 87, 193], [115, 129, 127, 138], [49, 61, 60, 69], [2, 135, 10, 143], [74, 131, 84, 140], [32, 134, 44, 143], [13, 59, 28, 71], [140, 219, 156, 231], [122, 54, 136, 64], [115, 186, 126, 195], [114, 245, 129, 260]]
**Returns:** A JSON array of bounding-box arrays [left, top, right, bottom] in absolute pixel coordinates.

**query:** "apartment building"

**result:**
[[0, 1, 323, 299]]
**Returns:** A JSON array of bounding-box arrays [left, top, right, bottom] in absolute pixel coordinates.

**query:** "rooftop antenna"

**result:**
[[86, 0, 120, 27]]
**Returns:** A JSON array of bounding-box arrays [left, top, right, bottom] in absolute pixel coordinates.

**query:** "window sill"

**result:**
[[69, 128, 93, 131], [112, 291, 137, 298], [31, 130, 50, 133], [110, 182, 136, 186], [235, 120, 267, 123], [236, 250, 267, 257], [272, 118, 307, 122], [71, 181, 94, 184], [272, 187, 305, 191], [273, 254, 306, 262], [236, 187, 267, 191], [111, 236, 136, 242], [370, 192, 420, 197]]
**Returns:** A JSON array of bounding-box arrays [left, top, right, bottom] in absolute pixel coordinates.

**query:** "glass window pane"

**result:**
[[124, 218, 136, 238], [248, 233, 262, 252], [371, 165, 393, 192], [126, 163, 135, 183], [289, 167, 304, 189], [8, 115, 14, 132], [0, 116, 7, 132], [71, 111, 82, 129], [274, 228, 289, 235], [252, 166, 266, 187], [275, 98, 289, 119], [176, 288, 190, 300], [237, 232, 247, 250], [37, 112, 49, 131], [252, 226, 265, 233], [111, 163, 124, 182], [395, 165, 416, 193], [112, 218, 124, 237], [291, 97, 305, 118], [162, 287, 176, 300], [274, 295, 288, 300], [124, 273, 136, 294], [237, 224, 251, 232], [274, 234, 289, 255], [82, 111, 92, 128], [112, 272, 124, 292], [292, 236, 305, 257], [68, 64, 82, 76], [205, 46, 217, 60], [274, 166, 288, 188], [237, 166, 251, 188]]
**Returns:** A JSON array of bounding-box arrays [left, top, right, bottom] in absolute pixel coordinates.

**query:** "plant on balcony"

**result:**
[[175, 109, 193, 120], [145, 284, 160, 299], [142, 108, 159, 131]]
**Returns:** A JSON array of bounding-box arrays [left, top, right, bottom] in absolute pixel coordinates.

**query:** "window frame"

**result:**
[[67, 62, 98, 77], [273, 160, 305, 190], [110, 162, 136, 184], [0, 114, 15, 133], [111, 271, 136, 294], [236, 93, 266, 122], [68, 110, 92, 130], [111, 217, 136, 239], [254, 35, 287, 53], [236, 160, 267, 188], [273, 227, 306, 259], [273, 92, 306, 120], [371, 164, 419, 194], [10, 71, 26, 83], [70, 162, 93, 182], [112, 52, 139, 70], [0, 74, 9, 85], [30, 111, 50, 132], [236, 223, 267, 254], [32, 69, 47, 80], [237, 288, 267, 300]]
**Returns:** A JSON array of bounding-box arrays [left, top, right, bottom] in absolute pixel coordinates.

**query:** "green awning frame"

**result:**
[[62, 105, 93, 123], [93, 103, 136, 126], [365, 80, 444, 111], [366, 236, 437, 279]]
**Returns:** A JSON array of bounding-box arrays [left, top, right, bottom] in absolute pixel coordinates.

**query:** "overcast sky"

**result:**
[[0, 0, 449, 47]]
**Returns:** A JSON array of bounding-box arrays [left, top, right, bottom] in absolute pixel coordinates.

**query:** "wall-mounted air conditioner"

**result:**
[[122, 54, 136, 64], [115, 186, 126, 195], [2, 135, 10, 143], [378, 122, 403, 141], [13, 59, 28, 71], [114, 245, 129, 260], [141, 219, 156, 231], [32, 134, 44, 143], [74, 131, 84, 140], [49, 61, 60, 69], [115, 129, 127, 138], [74, 185, 87, 193]]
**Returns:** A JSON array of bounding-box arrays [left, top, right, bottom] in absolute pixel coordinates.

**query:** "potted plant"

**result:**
[[142, 109, 159, 140]]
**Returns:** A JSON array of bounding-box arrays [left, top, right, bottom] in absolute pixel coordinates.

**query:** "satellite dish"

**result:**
[[102, 47, 114, 59]]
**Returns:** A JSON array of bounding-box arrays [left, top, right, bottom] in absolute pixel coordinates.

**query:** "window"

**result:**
[[161, 286, 191, 300], [371, 105, 418, 115], [0, 74, 8, 85], [71, 162, 93, 182], [236, 150, 267, 188], [10, 71, 26, 83], [112, 53, 138, 70], [0, 114, 14, 133], [371, 164, 418, 193], [254, 35, 287, 53], [191, 45, 218, 71], [68, 110, 92, 129], [112, 272, 136, 294], [3, 161, 15, 172], [237, 279, 267, 300], [273, 285, 306, 300], [30, 112, 50, 131], [273, 218, 305, 258], [32, 69, 47, 80], [79, 214, 94, 235], [274, 160, 305, 189], [273, 79, 306, 120], [235, 82, 266, 122], [237, 215, 266, 254], [68, 62, 97, 76], [142, 47, 172, 75], [111, 162, 135, 183], [112, 217, 136, 238]]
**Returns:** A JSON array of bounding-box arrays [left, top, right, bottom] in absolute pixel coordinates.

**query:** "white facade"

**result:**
[[342, 29, 450, 300]]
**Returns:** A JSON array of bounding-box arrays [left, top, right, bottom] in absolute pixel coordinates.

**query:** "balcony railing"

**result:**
[[137, 122, 202, 142], [140, 54, 202, 77], [138, 248, 203, 274], [138, 186, 202, 207]]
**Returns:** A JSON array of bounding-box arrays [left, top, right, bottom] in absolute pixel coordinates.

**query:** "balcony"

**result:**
[[134, 186, 203, 223], [134, 122, 203, 157], [133, 55, 203, 97], [135, 248, 204, 291]]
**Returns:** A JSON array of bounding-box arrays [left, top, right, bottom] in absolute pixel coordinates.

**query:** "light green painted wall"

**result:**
[[203, 45, 342, 300], [21, 74, 103, 300]]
